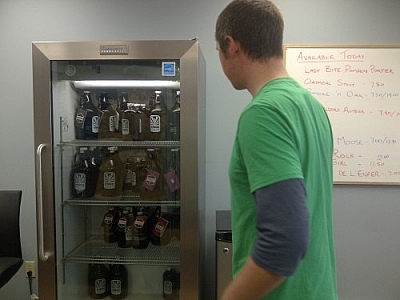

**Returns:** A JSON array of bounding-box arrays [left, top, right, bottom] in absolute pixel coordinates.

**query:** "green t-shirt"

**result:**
[[229, 77, 338, 300]]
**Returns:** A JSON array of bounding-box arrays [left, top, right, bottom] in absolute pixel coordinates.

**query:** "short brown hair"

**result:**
[[215, 0, 284, 61]]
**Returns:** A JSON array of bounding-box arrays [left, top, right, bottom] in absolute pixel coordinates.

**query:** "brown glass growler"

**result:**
[[148, 90, 166, 141], [116, 208, 135, 248], [163, 268, 179, 300], [75, 91, 101, 140], [131, 209, 150, 249], [123, 158, 136, 192], [96, 147, 124, 198], [88, 264, 108, 299], [168, 90, 180, 141], [151, 207, 172, 246], [120, 103, 135, 141], [102, 207, 121, 243], [140, 149, 166, 200], [109, 264, 128, 299], [98, 92, 119, 140], [71, 147, 99, 198]]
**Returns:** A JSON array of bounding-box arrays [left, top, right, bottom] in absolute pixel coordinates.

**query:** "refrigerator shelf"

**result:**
[[64, 236, 180, 266], [63, 198, 180, 206], [63, 190, 180, 206], [59, 140, 181, 148]]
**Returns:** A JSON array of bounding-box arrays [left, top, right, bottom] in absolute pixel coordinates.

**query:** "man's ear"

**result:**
[[225, 36, 241, 57]]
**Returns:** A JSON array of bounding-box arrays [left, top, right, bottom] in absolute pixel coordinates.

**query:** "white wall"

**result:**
[[0, 0, 399, 299]]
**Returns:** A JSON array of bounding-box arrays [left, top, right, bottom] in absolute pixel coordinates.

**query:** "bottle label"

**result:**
[[142, 169, 160, 191], [74, 173, 86, 192], [104, 172, 116, 190], [124, 169, 134, 184], [170, 125, 177, 134], [150, 115, 161, 133], [111, 279, 122, 295], [134, 216, 147, 229], [126, 226, 133, 241], [121, 119, 129, 135], [131, 172, 137, 186], [118, 216, 127, 231], [152, 217, 169, 238], [138, 118, 142, 134], [164, 280, 173, 295], [164, 170, 181, 192], [75, 108, 87, 129], [103, 214, 113, 225], [109, 115, 116, 132], [95, 278, 106, 295], [92, 116, 100, 133]]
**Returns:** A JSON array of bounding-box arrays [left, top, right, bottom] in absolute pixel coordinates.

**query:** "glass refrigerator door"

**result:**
[[52, 59, 182, 299]]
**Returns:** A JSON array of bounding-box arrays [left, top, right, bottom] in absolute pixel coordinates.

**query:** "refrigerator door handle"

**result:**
[[36, 143, 49, 261]]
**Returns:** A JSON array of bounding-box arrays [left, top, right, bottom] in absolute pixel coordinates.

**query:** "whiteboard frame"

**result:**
[[284, 44, 400, 185]]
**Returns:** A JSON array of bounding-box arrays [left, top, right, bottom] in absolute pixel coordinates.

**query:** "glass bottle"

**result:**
[[148, 90, 166, 141], [151, 206, 171, 246], [117, 92, 128, 117], [70, 147, 98, 198], [123, 158, 136, 192], [132, 209, 150, 249], [120, 103, 135, 141], [96, 147, 124, 198], [74, 91, 100, 140], [109, 264, 128, 299], [125, 208, 135, 248], [116, 208, 129, 248], [163, 268, 179, 300], [70, 147, 89, 198], [98, 92, 119, 139], [102, 207, 118, 243], [88, 264, 108, 299], [140, 149, 166, 200], [169, 90, 180, 141]]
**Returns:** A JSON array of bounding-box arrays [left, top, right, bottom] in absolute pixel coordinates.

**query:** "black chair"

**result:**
[[0, 190, 23, 288]]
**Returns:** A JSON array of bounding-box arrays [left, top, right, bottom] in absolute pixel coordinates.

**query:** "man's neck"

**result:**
[[245, 57, 289, 96]]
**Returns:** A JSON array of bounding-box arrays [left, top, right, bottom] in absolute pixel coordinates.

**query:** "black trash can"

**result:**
[[215, 210, 232, 300]]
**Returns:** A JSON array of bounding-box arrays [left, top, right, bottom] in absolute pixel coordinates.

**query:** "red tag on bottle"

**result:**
[[142, 169, 160, 191], [152, 217, 169, 238], [164, 170, 180, 192]]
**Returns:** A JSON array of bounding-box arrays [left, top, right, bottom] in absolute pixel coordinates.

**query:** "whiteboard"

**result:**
[[284, 45, 400, 185]]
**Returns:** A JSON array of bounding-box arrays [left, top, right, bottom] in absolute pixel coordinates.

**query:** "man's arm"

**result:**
[[220, 257, 285, 300], [221, 178, 309, 300]]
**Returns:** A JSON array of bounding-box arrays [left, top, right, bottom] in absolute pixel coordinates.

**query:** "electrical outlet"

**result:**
[[25, 261, 36, 278]]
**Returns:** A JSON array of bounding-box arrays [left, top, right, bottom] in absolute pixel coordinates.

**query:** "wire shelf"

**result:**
[[64, 236, 180, 266], [59, 140, 180, 148]]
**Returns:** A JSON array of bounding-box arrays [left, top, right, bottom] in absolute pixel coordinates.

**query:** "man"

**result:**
[[215, 1, 338, 299]]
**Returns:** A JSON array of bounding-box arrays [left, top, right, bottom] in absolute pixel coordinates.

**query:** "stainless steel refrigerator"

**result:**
[[32, 40, 206, 300]]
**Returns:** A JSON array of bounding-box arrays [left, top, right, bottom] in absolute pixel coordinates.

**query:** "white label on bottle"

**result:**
[[164, 280, 173, 295], [150, 115, 161, 133], [111, 280, 122, 295], [118, 218, 127, 229], [95, 278, 106, 295], [134, 217, 145, 228], [104, 172, 116, 190], [103, 215, 113, 224], [131, 172, 137, 186], [75, 108, 86, 129], [109, 115, 116, 132], [122, 119, 129, 135], [74, 173, 86, 192], [124, 169, 133, 184], [92, 116, 100, 133], [138, 118, 142, 133], [126, 226, 133, 240]]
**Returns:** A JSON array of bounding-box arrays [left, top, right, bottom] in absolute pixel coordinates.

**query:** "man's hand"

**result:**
[[220, 258, 285, 300]]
